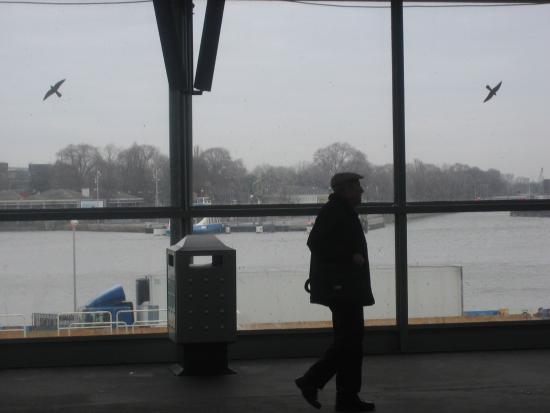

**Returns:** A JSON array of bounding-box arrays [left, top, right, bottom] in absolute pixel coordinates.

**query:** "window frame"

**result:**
[[1, 0, 550, 364]]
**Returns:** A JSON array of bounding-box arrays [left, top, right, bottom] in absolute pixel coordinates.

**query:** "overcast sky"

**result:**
[[1, 1, 549, 180]]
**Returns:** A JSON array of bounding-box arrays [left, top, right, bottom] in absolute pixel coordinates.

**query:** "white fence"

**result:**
[[0, 314, 26, 337], [57, 311, 113, 336], [115, 308, 167, 334]]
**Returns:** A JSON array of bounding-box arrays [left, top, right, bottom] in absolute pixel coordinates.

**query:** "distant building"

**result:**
[[8, 167, 30, 192], [104, 191, 144, 208], [29, 163, 53, 193], [0, 163, 8, 191], [289, 194, 329, 204], [515, 176, 530, 185], [0, 188, 145, 210], [543, 179, 550, 195]]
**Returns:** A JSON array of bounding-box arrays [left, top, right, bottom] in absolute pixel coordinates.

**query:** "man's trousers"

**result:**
[[302, 303, 365, 397]]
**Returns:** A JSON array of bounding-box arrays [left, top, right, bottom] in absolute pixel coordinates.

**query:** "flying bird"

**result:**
[[483, 81, 502, 103], [43, 79, 66, 101]]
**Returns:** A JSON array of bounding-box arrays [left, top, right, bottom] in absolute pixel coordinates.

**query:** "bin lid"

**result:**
[[168, 234, 234, 253]]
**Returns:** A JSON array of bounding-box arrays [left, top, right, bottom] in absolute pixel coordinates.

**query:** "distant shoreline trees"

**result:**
[[48, 143, 171, 205], [13, 141, 533, 205]]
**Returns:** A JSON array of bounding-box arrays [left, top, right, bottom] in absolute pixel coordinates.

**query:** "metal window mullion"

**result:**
[[182, 0, 194, 238], [391, 0, 409, 352], [0, 207, 181, 222], [406, 200, 550, 213], [169, 90, 184, 244], [188, 203, 396, 218], [168, 0, 194, 245]]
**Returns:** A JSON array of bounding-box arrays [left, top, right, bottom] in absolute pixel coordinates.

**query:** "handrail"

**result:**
[[129, 318, 167, 334], [115, 308, 167, 333], [66, 320, 129, 336], [67, 322, 111, 336], [115, 308, 167, 324], [57, 311, 112, 336], [0, 313, 26, 338]]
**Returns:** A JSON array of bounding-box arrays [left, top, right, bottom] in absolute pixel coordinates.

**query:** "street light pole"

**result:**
[[95, 169, 101, 201], [154, 168, 160, 207], [70, 220, 79, 312]]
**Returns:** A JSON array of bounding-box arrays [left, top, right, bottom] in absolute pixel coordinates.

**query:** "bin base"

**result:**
[[171, 343, 235, 376]]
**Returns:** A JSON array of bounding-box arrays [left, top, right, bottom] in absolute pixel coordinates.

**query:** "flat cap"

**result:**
[[330, 172, 364, 189]]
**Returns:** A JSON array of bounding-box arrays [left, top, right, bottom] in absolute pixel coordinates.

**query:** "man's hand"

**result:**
[[353, 253, 365, 267]]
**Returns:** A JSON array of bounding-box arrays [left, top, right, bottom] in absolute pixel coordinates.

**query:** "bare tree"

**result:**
[[51, 144, 102, 191], [312, 142, 373, 187], [117, 143, 162, 203], [194, 147, 248, 203], [251, 165, 297, 203], [95, 145, 122, 198]]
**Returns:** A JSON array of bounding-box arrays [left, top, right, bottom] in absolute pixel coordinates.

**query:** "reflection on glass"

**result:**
[[0, 3, 169, 208], [408, 212, 550, 324], [405, 3, 550, 201], [192, 1, 393, 204], [192, 214, 396, 329], [0, 219, 169, 339]]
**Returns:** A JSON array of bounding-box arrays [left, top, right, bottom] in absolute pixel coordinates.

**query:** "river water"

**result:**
[[1, 212, 549, 325]]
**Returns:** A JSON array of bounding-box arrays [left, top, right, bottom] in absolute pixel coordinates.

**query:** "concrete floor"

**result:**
[[1, 349, 550, 412]]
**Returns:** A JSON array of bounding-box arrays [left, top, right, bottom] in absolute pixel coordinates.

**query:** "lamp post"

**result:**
[[95, 169, 101, 201], [70, 220, 79, 312], [154, 168, 160, 207]]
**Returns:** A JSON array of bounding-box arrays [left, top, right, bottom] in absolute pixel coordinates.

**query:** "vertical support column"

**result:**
[[167, 0, 194, 245], [391, 0, 409, 351], [169, 89, 184, 244], [181, 0, 194, 238]]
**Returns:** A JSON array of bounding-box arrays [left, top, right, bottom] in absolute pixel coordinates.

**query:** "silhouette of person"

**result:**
[[296, 172, 375, 412]]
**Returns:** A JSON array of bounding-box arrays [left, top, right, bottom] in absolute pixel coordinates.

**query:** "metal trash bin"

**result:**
[[167, 234, 236, 375]]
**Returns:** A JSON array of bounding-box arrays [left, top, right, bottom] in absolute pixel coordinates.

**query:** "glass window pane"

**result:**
[[364, 214, 396, 326], [192, 1, 393, 205], [404, 3, 550, 201], [408, 212, 550, 324], [0, 3, 170, 208], [0, 219, 169, 339], [191, 214, 395, 329]]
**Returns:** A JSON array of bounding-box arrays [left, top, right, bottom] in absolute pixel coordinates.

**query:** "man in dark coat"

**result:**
[[295, 172, 375, 412]]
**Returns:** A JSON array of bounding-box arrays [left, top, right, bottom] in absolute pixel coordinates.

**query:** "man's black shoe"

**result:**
[[295, 377, 321, 409], [335, 395, 375, 412]]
